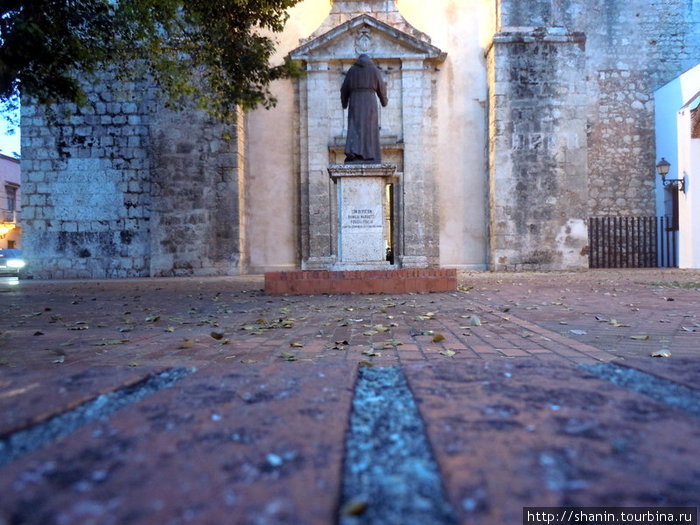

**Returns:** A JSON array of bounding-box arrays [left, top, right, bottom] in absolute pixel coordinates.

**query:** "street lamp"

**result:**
[[656, 158, 686, 193]]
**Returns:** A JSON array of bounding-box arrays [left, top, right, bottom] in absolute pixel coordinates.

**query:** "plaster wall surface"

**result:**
[[244, 2, 330, 273], [655, 63, 700, 269], [677, 96, 700, 268]]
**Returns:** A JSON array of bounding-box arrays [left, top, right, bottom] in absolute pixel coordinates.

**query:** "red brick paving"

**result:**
[[0, 270, 698, 524], [0, 362, 356, 525], [404, 359, 700, 524], [0, 365, 169, 436]]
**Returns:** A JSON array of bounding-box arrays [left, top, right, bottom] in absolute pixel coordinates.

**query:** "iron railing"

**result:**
[[588, 216, 677, 269]]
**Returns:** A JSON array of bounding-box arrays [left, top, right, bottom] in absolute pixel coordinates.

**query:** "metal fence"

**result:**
[[588, 216, 677, 269]]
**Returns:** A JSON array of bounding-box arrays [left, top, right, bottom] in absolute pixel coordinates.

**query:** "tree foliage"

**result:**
[[0, 0, 302, 119]]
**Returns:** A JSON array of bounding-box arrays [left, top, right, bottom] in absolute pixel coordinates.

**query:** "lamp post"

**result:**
[[656, 158, 686, 193]]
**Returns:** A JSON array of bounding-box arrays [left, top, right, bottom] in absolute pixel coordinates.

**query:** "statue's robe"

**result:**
[[341, 55, 388, 163]]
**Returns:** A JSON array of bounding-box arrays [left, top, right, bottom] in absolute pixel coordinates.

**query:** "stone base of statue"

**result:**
[[328, 163, 397, 271]]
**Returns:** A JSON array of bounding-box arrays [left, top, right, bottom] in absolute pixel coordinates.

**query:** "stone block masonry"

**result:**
[[21, 72, 244, 279], [21, 78, 154, 279]]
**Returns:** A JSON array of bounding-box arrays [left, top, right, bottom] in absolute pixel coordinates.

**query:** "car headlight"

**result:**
[[7, 259, 25, 269]]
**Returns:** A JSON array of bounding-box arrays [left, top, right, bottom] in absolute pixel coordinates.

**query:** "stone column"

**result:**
[[399, 58, 439, 268], [300, 61, 336, 269]]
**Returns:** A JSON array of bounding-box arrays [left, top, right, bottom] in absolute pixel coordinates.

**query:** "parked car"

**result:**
[[0, 249, 25, 277]]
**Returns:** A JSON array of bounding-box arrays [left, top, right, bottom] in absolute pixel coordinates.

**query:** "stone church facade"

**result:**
[[20, 0, 700, 278]]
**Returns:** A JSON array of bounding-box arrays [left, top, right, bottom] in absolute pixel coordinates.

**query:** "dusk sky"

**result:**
[[0, 107, 20, 158]]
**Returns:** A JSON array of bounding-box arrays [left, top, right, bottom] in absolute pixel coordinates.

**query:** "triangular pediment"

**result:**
[[289, 14, 446, 62]]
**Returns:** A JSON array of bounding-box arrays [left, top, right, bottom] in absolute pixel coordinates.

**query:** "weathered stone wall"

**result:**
[[489, 0, 700, 270], [498, 0, 700, 217], [582, 0, 700, 216], [20, 74, 243, 279], [488, 29, 589, 270], [21, 79, 154, 278], [148, 103, 243, 277]]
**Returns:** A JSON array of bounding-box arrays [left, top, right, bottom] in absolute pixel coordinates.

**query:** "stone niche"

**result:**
[[289, 11, 446, 270]]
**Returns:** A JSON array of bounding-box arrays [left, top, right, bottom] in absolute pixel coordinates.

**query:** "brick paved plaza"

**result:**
[[0, 269, 698, 524]]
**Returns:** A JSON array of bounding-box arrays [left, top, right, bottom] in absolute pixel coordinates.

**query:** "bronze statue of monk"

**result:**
[[341, 54, 388, 164]]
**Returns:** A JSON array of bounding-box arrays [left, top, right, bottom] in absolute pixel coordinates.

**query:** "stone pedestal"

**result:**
[[329, 164, 397, 270]]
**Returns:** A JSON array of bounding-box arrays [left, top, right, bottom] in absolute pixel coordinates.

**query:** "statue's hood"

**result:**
[[355, 54, 373, 67]]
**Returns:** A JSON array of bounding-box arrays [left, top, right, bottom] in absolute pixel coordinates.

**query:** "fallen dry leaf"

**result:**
[[93, 340, 128, 346], [340, 499, 368, 517]]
